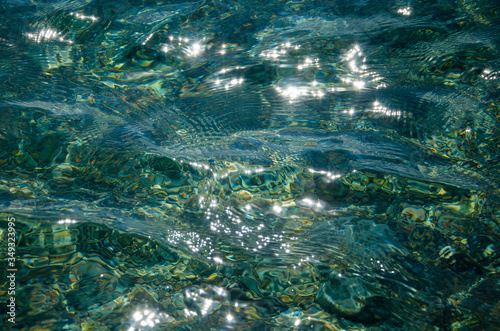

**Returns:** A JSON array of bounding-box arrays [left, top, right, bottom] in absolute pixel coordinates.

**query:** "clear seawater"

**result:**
[[0, 0, 499, 330]]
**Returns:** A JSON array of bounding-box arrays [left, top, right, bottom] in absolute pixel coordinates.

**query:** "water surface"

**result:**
[[1, 0, 500, 330]]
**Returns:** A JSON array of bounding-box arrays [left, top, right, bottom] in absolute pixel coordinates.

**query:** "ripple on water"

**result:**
[[1, 0, 500, 329]]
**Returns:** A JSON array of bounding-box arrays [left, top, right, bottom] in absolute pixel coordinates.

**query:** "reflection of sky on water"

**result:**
[[22, 10, 389, 105]]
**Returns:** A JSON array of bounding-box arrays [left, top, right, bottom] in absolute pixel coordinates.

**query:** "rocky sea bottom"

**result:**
[[1, 0, 500, 329], [1, 155, 499, 330]]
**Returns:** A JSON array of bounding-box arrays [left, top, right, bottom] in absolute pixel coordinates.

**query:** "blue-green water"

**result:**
[[1, 0, 499, 330]]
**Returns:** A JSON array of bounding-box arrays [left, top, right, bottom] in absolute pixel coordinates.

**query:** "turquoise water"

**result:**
[[0, 0, 499, 329]]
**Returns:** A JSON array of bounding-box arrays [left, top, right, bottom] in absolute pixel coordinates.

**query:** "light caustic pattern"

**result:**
[[1, 0, 500, 330]]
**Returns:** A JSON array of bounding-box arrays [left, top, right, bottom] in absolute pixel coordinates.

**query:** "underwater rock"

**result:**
[[467, 235, 500, 272], [315, 271, 391, 324]]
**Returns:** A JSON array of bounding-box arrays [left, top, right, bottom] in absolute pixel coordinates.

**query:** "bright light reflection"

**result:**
[[258, 42, 380, 101], [161, 44, 170, 53], [58, 218, 76, 224], [70, 12, 98, 21], [26, 28, 73, 44], [259, 41, 299, 60], [186, 42, 203, 57], [397, 7, 412, 16], [202, 299, 213, 315], [353, 80, 365, 89], [161, 35, 206, 58], [212, 74, 243, 90], [308, 168, 342, 181], [372, 100, 402, 117], [481, 69, 498, 80], [299, 197, 325, 211], [345, 44, 362, 60], [302, 198, 314, 206], [297, 56, 318, 70], [133, 311, 142, 321], [130, 308, 166, 329], [276, 86, 310, 102]]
